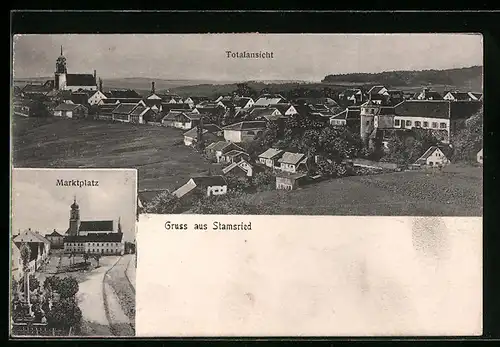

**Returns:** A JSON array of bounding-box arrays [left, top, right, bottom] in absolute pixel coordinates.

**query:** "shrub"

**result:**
[[52, 277, 79, 299], [19, 274, 40, 293], [46, 297, 82, 330]]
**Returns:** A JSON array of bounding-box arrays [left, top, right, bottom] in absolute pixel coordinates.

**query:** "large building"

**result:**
[[63, 197, 125, 255], [54, 46, 98, 92]]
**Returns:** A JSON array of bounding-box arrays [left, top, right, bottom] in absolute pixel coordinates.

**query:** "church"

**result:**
[[54, 46, 98, 92], [63, 197, 125, 256]]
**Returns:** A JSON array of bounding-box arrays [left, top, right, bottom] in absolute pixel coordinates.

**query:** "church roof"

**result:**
[[66, 74, 96, 87], [64, 232, 123, 243], [79, 220, 114, 232]]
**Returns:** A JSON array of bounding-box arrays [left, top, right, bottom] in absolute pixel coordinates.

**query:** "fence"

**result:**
[[11, 323, 72, 337]]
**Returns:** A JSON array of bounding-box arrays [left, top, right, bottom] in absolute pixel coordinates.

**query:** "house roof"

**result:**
[[205, 141, 242, 152], [250, 107, 280, 118], [66, 74, 96, 87], [273, 103, 297, 114], [446, 92, 471, 101], [222, 159, 253, 175], [68, 92, 90, 104], [130, 105, 150, 116], [191, 175, 228, 187], [394, 100, 450, 119], [222, 121, 267, 131], [143, 98, 163, 107], [21, 83, 52, 94], [254, 94, 286, 106], [258, 148, 284, 159], [47, 230, 63, 237], [64, 232, 123, 243], [340, 89, 362, 98], [223, 149, 249, 158], [106, 89, 142, 99], [369, 85, 387, 94], [54, 103, 84, 111], [112, 103, 138, 114], [278, 152, 307, 165], [78, 220, 114, 232], [419, 90, 443, 100], [234, 97, 253, 108], [183, 124, 222, 138], [469, 92, 483, 100], [13, 229, 50, 244]]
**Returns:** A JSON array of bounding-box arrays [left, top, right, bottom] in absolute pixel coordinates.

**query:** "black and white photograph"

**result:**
[[10, 168, 137, 337], [11, 33, 482, 217]]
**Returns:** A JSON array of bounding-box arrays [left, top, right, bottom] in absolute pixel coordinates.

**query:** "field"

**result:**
[[243, 165, 483, 216], [12, 116, 218, 192]]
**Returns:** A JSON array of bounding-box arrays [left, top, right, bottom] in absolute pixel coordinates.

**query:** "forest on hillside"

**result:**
[[322, 66, 483, 88]]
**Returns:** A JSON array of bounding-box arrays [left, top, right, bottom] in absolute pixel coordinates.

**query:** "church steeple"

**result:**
[[55, 46, 68, 90], [60, 45, 63, 56], [69, 196, 80, 236], [117, 217, 122, 234]]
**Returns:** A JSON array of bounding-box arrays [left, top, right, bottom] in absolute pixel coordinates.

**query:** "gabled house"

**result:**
[[111, 103, 139, 123], [45, 229, 64, 249], [250, 107, 283, 121], [183, 124, 223, 146], [143, 98, 163, 112], [254, 94, 287, 106], [443, 91, 481, 102], [222, 121, 267, 143], [222, 159, 259, 177], [162, 111, 201, 130], [106, 89, 142, 99], [184, 96, 211, 109], [130, 105, 155, 124], [13, 229, 51, 272], [468, 92, 483, 101], [477, 148, 483, 164], [12, 99, 50, 118], [53, 103, 88, 119], [368, 85, 389, 97], [277, 152, 309, 174], [413, 146, 450, 168], [205, 141, 245, 162], [387, 90, 404, 105], [96, 104, 118, 121], [275, 172, 308, 191], [339, 89, 364, 105], [234, 97, 255, 110], [329, 106, 361, 132], [219, 149, 250, 164], [173, 176, 228, 199], [88, 90, 108, 106], [98, 98, 121, 106], [258, 148, 284, 168], [11, 241, 23, 281], [415, 88, 443, 100]]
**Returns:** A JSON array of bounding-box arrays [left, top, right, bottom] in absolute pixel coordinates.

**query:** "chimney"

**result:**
[[151, 81, 156, 94], [99, 78, 103, 92]]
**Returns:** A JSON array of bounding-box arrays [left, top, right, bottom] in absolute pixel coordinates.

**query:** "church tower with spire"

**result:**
[[55, 46, 68, 90], [117, 217, 122, 234], [68, 196, 80, 236]]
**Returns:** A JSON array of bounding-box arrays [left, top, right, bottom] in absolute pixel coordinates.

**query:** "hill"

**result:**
[[322, 66, 483, 91]]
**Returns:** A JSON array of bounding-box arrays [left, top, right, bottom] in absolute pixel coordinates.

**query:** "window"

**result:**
[[394, 119, 400, 126], [406, 120, 412, 127], [440, 122, 447, 129], [423, 121, 429, 127], [415, 121, 421, 127], [432, 122, 438, 128]]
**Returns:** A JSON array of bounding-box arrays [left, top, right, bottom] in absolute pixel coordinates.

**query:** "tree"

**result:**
[[19, 274, 39, 293], [93, 254, 101, 267], [252, 171, 275, 191], [143, 191, 183, 214], [83, 252, 89, 265], [191, 191, 261, 214], [53, 277, 79, 299], [225, 174, 252, 192], [46, 297, 82, 331], [451, 107, 483, 163]]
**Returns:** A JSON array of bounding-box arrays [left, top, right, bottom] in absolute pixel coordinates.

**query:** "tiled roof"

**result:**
[[223, 149, 249, 158], [222, 121, 267, 131], [66, 74, 96, 87], [258, 148, 284, 159], [205, 141, 238, 152], [13, 229, 50, 244], [130, 105, 149, 116], [369, 85, 387, 94], [21, 84, 52, 94], [78, 220, 114, 232], [234, 97, 253, 108], [64, 232, 123, 243], [222, 159, 253, 175], [183, 124, 221, 138], [394, 100, 450, 119], [254, 94, 286, 106], [54, 103, 84, 111], [106, 89, 142, 99], [278, 152, 307, 165], [112, 103, 138, 114], [446, 92, 472, 101]]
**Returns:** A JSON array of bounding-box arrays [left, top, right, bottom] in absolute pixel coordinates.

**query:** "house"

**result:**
[[254, 94, 287, 106], [143, 98, 163, 112], [161, 102, 191, 115], [330, 106, 361, 131], [173, 176, 228, 199], [20, 81, 53, 98], [339, 89, 364, 105], [222, 159, 258, 177], [205, 141, 245, 163], [130, 105, 155, 124], [468, 92, 483, 101], [443, 91, 475, 101], [258, 148, 284, 168], [234, 97, 255, 110], [11, 241, 23, 282], [12, 99, 50, 118], [413, 146, 450, 167], [414, 88, 443, 100], [162, 111, 201, 130], [250, 107, 283, 121], [477, 148, 483, 164], [98, 98, 121, 106], [13, 229, 51, 272], [88, 90, 108, 106], [106, 89, 142, 99], [274, 103, 299, 116], [183, 124, 223, 146], [53, 103, 88, 119], [275, 172, 308, 190], [222, 121, 267, 143], [45, 229, 64, 249], [111, 103, 139, 123], [219, 149, 250, 164], [387, 90, 404, 105], [96, 104, 118, 121], [277, 152, 309, 174], [368, 85, 389, 97], [184, 96, 211, 109]]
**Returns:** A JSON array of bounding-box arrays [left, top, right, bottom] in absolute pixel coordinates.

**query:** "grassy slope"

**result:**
[[12, 117, 216, 191], [243, 165, 482, 216]]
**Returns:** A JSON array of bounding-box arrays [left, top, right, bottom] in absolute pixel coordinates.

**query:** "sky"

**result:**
[[12, 34, 483, 81], [11, 169, 137, 241]]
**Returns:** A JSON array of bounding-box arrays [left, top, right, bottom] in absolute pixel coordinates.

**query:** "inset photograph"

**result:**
[[10, 168, 137, 337]]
